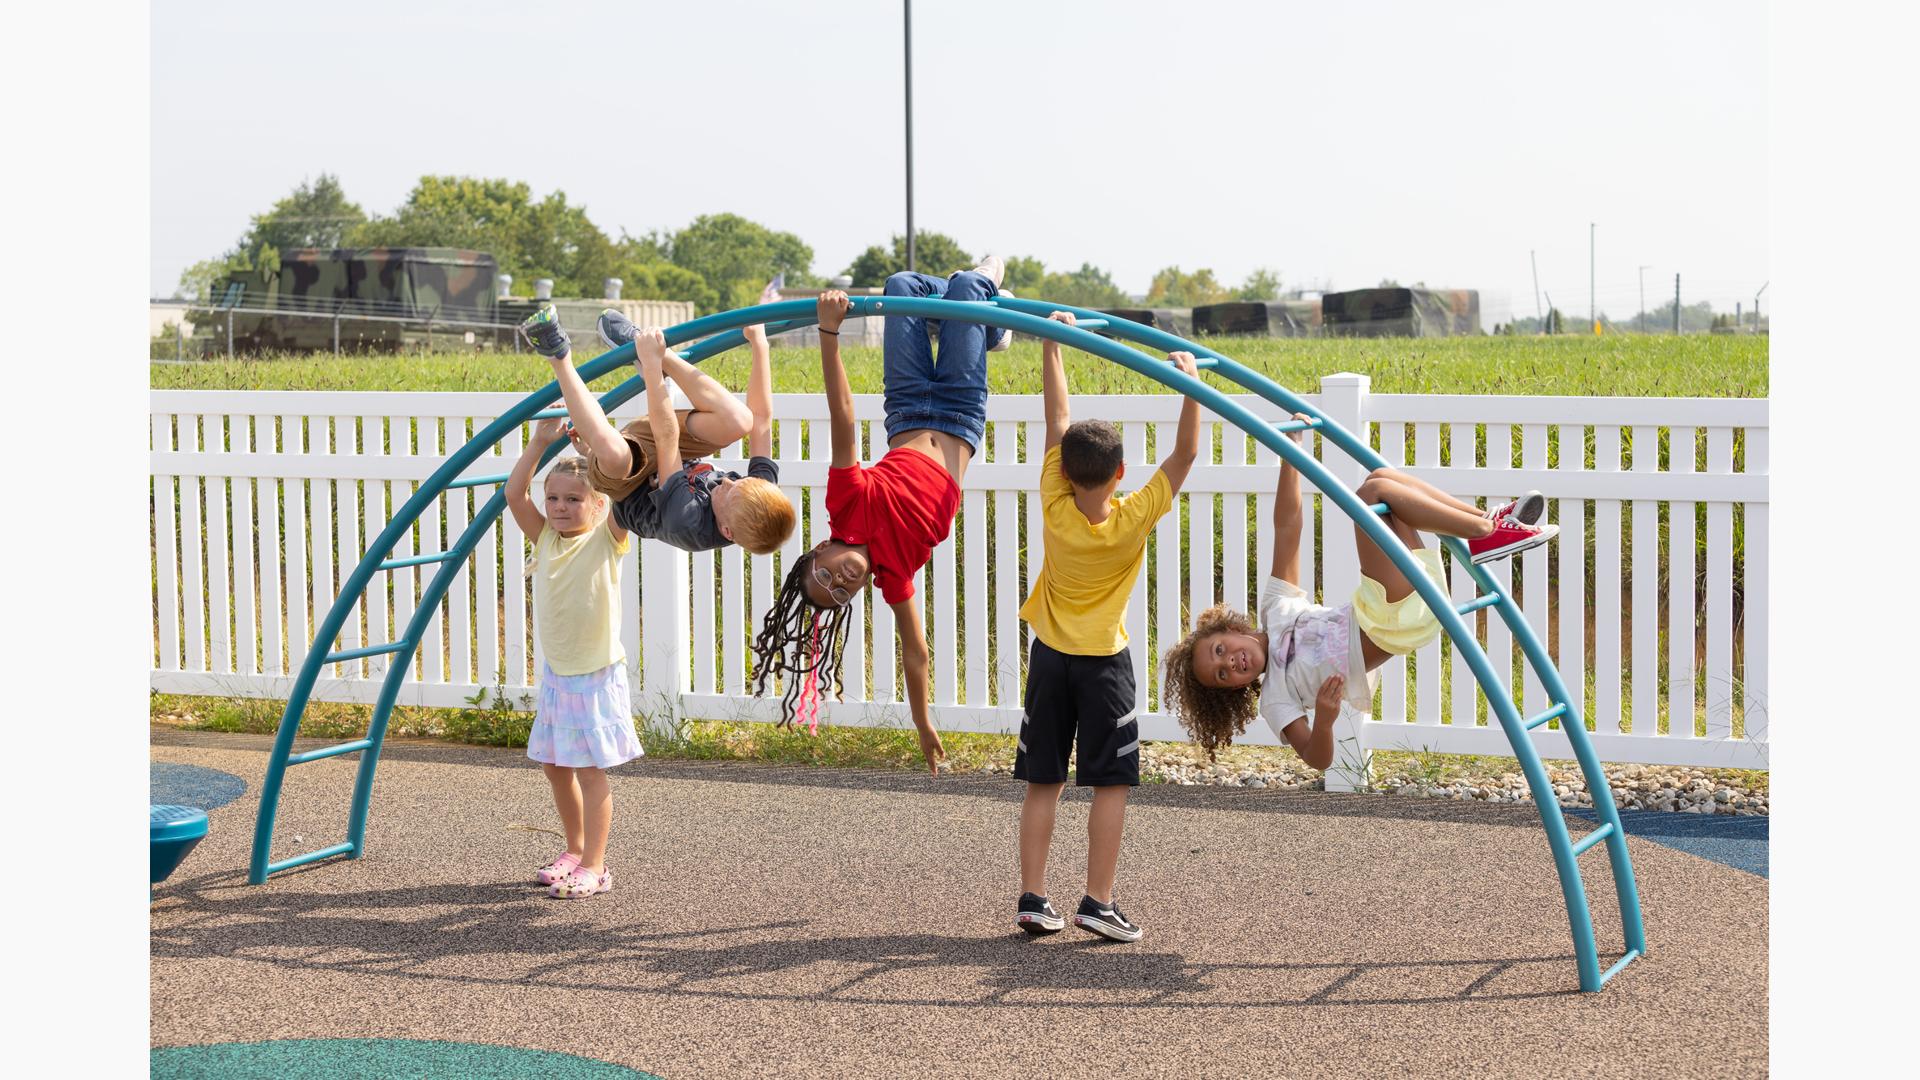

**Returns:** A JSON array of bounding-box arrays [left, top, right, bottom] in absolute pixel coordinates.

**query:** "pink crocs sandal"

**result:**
[[536, 852, 582, 886], [549, 865, 614, 900]]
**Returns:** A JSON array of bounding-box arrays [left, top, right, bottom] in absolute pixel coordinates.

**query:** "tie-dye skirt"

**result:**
[[527, 661, 644, 769]]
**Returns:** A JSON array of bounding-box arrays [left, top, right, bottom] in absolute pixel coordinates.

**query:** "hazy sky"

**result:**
[[151, 0, 1768, 321]]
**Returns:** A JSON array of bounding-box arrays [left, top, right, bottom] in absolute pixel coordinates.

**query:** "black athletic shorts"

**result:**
[[1013, 637, 1140, 787]]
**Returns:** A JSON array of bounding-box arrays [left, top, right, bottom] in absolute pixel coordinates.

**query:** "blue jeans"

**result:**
[[881, 269, 1000, 453]]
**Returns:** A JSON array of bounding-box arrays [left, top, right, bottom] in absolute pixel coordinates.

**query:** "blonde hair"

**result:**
[[543, 457, 607, 516], [726, 478, 796, 555]]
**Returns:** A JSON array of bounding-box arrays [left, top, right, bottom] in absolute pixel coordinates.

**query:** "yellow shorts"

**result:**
[[1351, 547, 1448, 656]]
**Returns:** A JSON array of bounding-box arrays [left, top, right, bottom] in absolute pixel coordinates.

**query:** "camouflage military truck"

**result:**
[[1101, 308, 1194, 338], [1322, 287, 1480, 337], [1190, 299, 1322, 337], [199, 248, 502, 353]]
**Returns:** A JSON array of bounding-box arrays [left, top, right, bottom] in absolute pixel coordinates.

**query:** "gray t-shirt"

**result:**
[[612, 457, 779, 552]]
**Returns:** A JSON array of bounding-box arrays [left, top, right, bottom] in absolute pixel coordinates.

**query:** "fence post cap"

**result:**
[[1322, 371, 1371, 389]]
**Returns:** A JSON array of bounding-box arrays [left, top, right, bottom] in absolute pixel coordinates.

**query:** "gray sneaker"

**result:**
[[520, 306, 571, 359], [973, 254, 1006, 291], [597, 307, 638, 349]]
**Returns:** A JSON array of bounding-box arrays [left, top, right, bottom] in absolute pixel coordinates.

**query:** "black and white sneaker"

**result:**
[[1074, 895, 1142, 942], [1490, 490, 1546, 527], [597, 307, 639, 350], [520, 306, 571, 359], [1016, 892, 1065, 935]]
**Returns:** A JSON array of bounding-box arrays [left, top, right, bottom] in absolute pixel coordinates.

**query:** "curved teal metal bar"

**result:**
[[248, 297, 1642, 992]]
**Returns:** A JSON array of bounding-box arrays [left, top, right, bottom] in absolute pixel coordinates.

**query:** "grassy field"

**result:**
[[152, 333, 1768, 398]]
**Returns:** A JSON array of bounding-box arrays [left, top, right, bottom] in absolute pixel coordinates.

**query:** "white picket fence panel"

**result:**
[[150, 379, 1769, 770]]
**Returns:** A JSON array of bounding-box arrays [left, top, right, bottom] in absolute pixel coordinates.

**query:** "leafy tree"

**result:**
[[1002, 255, 1047, 294], [665, 213, 818, 312], [237, 173, 367, 254], [843, 231, 974, 286], [1036, 262, 1129, 308], [1236, 267, 1283, 301], [611, 260, 720, 313], [1145, 266, 1233, 307], [175, 257, 236, 301]]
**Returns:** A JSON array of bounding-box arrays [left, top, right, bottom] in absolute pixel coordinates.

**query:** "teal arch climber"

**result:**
[[248, 295, 1646, 992]]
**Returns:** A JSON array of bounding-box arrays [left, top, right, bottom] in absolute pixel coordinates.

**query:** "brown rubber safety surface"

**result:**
[[151, 731, 1767, 1079]]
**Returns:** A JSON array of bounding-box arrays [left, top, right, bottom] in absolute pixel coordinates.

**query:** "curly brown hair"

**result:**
[[1161, 605, 1262, 758]]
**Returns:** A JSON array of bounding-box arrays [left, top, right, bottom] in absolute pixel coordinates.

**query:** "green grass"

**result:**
[[151, 333, 1768, 398]]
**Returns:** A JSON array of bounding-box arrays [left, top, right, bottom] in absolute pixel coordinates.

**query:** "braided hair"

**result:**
[[752, 552, 855, 731]]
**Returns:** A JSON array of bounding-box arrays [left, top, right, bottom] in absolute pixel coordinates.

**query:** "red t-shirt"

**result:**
[[826, 447, 962, 606]]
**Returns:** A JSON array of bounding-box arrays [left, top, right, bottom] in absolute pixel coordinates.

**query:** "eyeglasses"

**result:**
[[811, 562, 853, 608]]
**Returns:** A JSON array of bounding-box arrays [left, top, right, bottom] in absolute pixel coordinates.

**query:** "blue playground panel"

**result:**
[[151, 763, 245, 884], [1569, 807, 1769, 878], [151, 1039, 659, 1079]]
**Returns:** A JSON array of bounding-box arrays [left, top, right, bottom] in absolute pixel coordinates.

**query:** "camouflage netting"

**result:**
[[1101, 308, 1194, 338], [1322, 288, 1481, 337], [1190, 300, 1322, 337]]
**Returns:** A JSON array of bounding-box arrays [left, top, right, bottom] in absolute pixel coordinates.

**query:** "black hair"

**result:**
[[751, 552, 854, 728], [1060, 419, 1125, 488]]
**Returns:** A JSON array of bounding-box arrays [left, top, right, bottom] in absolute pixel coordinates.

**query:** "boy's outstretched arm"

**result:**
[[889, 598, 947, 775], [547, 350, 631, 478], [1155, 351, 1204, 496], [507, 417, 566, 537], [1270, 413, 1310, 584], [636, 329, 683, 480], [744, 321, 774, 459], [1041, 311, 1076, 452], [817, 291, 858, 469]]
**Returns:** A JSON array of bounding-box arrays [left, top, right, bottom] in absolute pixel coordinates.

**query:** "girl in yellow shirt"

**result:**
[[507, 417, 640, 899]]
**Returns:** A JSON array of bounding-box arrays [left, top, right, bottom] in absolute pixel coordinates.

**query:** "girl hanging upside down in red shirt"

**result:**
[[752, 260, 1010, 774]]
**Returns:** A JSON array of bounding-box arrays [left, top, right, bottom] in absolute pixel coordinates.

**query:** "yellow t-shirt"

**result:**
[[1018, 444, 1173, 656], [534, 519, 631, 675]]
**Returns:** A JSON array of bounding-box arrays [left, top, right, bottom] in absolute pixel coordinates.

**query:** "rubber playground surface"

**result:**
[[151, 731, 1767, 1079]]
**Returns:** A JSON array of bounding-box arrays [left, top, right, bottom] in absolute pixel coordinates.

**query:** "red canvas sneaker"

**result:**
[[1468, 518, 1559, 565], [1488, 490, 1546, 526]]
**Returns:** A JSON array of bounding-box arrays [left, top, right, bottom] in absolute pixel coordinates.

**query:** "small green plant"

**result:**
[[439, 684, 535, 747]]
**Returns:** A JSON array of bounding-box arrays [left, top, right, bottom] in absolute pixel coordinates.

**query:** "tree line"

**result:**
[[177, 173, 1288, 314]]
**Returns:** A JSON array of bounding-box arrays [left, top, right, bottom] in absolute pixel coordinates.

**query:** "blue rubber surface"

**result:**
[[151, 1039, 658, 1079], [151, 762, 247, 812], [1568, 807, 1768, 878]]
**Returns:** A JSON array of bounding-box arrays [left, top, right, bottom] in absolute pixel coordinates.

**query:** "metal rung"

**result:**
[[1194, 356, 1219, 369], [378, 551, 458, 571], [1274, 417, 1323, 434], [531, 407, 569, 419], [287, 739, 373, 765], [323, 641, 410, 664], [1456, 593, 1503, 615], [1366, 502, 1390, 515], [1074, 318, 1110, 331], [1571, 823, 1615, 856], [1525, 703, 1569, 731], [447, 472, 509, 489], [265, 841, 357, 874], [1598, 948, 1642, 987]]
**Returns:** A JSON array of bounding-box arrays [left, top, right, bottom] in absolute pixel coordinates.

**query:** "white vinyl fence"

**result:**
[[150, 377, 1768, 773]]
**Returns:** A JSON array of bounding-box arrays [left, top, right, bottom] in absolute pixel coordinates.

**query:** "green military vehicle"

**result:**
[[1322, 287, 1481, 337], [1190, 299, 1323, 337], [199, 247, 506, 353]]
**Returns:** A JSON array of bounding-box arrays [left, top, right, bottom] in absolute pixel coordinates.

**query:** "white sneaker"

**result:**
[[972, 254, 1006, 291]]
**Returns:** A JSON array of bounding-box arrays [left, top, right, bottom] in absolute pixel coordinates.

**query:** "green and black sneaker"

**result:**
[[520, 306, 571, 359]]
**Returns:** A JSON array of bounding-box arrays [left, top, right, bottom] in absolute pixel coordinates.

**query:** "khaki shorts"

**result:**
[[582, 414, 729, 501]]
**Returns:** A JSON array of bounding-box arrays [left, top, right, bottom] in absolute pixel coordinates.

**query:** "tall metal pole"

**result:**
[[1638, 265, 1650, 334], [1754, 280, 1768, 330], [903, 0, 915, 273], [1673, 273, 1682, 334], [1589, 222, 1596, 334], [1530, 249, 1542, 324]]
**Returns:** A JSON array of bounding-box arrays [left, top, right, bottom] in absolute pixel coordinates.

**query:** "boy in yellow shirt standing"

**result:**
[[1014, 312, 1203, 941]]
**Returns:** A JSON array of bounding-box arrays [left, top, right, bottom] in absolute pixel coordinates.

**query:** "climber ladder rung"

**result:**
[[378, 551, 458, 571], [1571, 823, 1615, 856], [1274, 417, 1323, 434], [266, 841, 356, 874], [1074, 318, 1110, 330], [1456, 593, 1503, 615], [447, 472, 509, 489], [1525, 703, 1569, 731], [1599, 949, 1642, 986], [532, 407, 568, 419], [287, 739, 373, 765], [323, 641, 410, 664]]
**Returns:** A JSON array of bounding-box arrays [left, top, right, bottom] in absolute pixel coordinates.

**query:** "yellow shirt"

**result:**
[[534, 519, 631, 675], [1018, 444, 1173, 655]]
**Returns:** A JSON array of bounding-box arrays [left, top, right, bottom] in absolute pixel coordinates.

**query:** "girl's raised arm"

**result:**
[[817, 291, 858, 469], [1269, 414, 1310, 584], [508, 417, 566, 538]]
